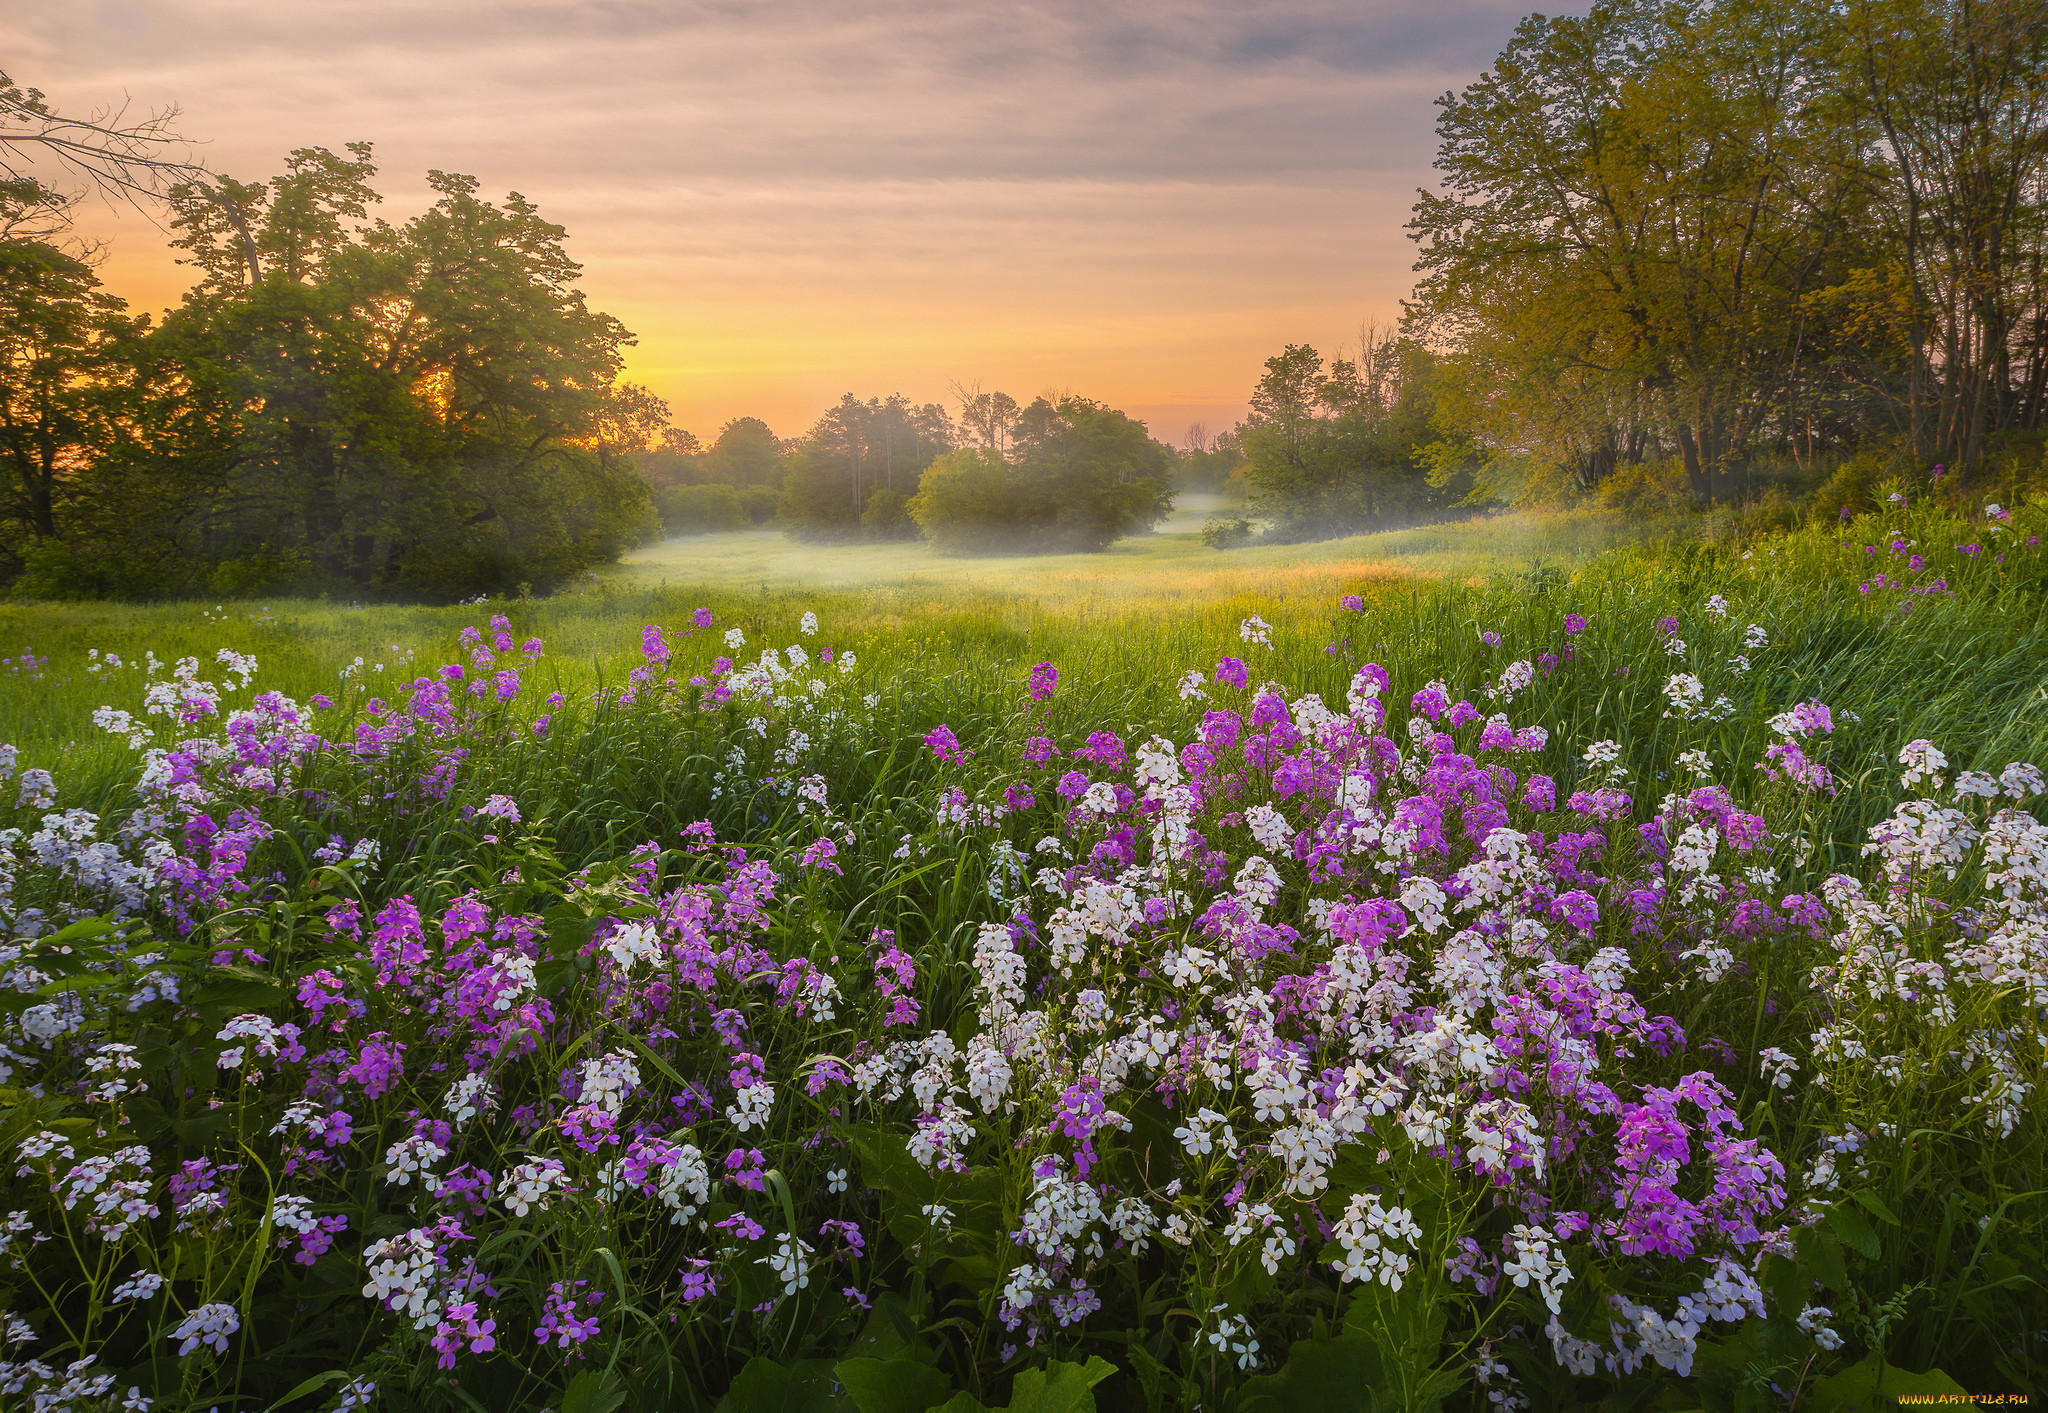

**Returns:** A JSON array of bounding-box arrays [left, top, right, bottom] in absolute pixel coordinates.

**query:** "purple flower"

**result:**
[[1340, 593, 1364, 611], [641, 624, 671, 666], [1028, 661, 1058, 702], [924, 725, 970, 763], [534, 1281, 603, 1356], [1213, 657, 1249, 690]]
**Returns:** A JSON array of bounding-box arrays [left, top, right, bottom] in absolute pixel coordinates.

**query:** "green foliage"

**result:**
[[1236, 341, 1470, 541], [780, 395, 954, 541], [0, 180, 139, 586], [2, 148, 655, 601], [2, 495, 2047, 1409], [1409, 0, 2048, 498], [659, 483, 751, 536], [908, 397, 1173, 554], [1200, 515, 1255, 550]]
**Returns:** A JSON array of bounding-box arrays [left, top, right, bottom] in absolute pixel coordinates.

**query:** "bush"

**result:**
[[909, 398, 1174, 554], [1594, 457, 1694, 514], [657, 483, 749, 536], [1201, 514, 1255, 549], [737, 484, 780, 526], [858, 487, 916, 539]]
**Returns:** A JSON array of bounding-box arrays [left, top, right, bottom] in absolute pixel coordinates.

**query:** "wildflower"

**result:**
[[924, 725, 971, 763], [1239, 616, 1273, 647], [169, 1302, 240, 1357]]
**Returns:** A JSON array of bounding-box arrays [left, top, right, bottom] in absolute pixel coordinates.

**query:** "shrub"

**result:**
[[1201, 514, 1255, 549], [657, 483, 749, 536]]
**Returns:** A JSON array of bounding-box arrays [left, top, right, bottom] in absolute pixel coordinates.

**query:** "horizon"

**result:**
[[2, 0, 1584, 444]]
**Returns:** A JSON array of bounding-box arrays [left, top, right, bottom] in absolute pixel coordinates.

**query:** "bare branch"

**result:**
[[0, 69, 213, 212]]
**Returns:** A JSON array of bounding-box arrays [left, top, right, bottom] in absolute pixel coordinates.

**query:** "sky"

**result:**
[[4, 0, 1567, 445]]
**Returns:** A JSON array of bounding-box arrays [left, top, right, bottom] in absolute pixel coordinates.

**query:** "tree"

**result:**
[[0, 181, 138, 583], [17, 147, 655, 599], [779, 394, 953, 540], [702, 417, 784, 486], [1839, 0, 2048, 471], [1, 70, 208, 208], [908, 395, 1174, 552], [1407, 0, 2048, 500], [1234, 341, 1463, 538]]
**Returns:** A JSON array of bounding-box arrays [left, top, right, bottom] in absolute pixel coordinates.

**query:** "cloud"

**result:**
[[4, 0, 1578, 433]]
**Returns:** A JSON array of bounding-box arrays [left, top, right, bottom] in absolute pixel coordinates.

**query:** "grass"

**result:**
[[5, 495, 2046, 1407], [0, 508, 1683, 767], [4, 498, 2044, 860]]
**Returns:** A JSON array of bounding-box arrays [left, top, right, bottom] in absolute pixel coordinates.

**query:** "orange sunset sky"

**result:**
[[5, 0, 1580, 446]]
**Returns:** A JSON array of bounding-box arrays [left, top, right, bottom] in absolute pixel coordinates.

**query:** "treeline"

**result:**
[[1408, 0, 2048, 506], [1209, 0, 2048, 546], [645, 387, 1178, 553], [0, 148, 663, 599]]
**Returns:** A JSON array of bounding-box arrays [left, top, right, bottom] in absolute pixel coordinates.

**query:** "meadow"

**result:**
[[0, 494, 2043, 1412]]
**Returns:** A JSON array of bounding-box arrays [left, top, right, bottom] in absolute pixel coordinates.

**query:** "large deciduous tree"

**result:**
[[1407, 0, 2047, 499], [18, 146, 656, 598]]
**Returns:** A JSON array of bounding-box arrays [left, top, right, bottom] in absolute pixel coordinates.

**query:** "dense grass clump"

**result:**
[[0, 494, 2042, 1410]]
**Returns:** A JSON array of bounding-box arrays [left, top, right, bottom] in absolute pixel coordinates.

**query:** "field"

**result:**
[[1, 497, 2044, 1411]]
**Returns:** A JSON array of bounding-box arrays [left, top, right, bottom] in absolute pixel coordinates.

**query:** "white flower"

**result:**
[[602, 922, 662, 974], [1330, 1191, 1420, 1289], [723, 627, 747, 650], [1796, 1304, 1844, 1351], [1898, 738, 1948, 791], [1238, 615, 1273, 647], [727, 1081, 774, 1132], [579, 1052, 643, 1116], [826, 1167, 849, 1194], [169, 1302, 239, 1357], [799, 611, 819, 636], [112, 1271, 165, 1302], [759, 1232, 812, 1296], [1244, 804, 1294, 851], [505, 1159, 571, 1217]]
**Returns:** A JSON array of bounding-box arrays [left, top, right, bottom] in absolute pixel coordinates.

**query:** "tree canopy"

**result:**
[[908, 394, 1174, 552], [1, 145, 656, 598], [1407, 0, 2048, 501]]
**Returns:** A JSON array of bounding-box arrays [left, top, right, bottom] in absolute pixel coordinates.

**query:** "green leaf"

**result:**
[[837, 1293, 930, 1365], [928, 1357, 1117, 1413], [559, 1368, 629, 1413], [996, 1357, 1117, 1413], [714, 1356, 849, 1413], [1824, 1202, 1882, 1260], [834, 1358, 953, 1413], [1238, 1332, 1388, 1413], [262, 1369, 347, 1411], [1803, 1355, 1975, 1412], [1796, 1225, 1851, 1292], [1847, 1189, 1901, 1226]]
